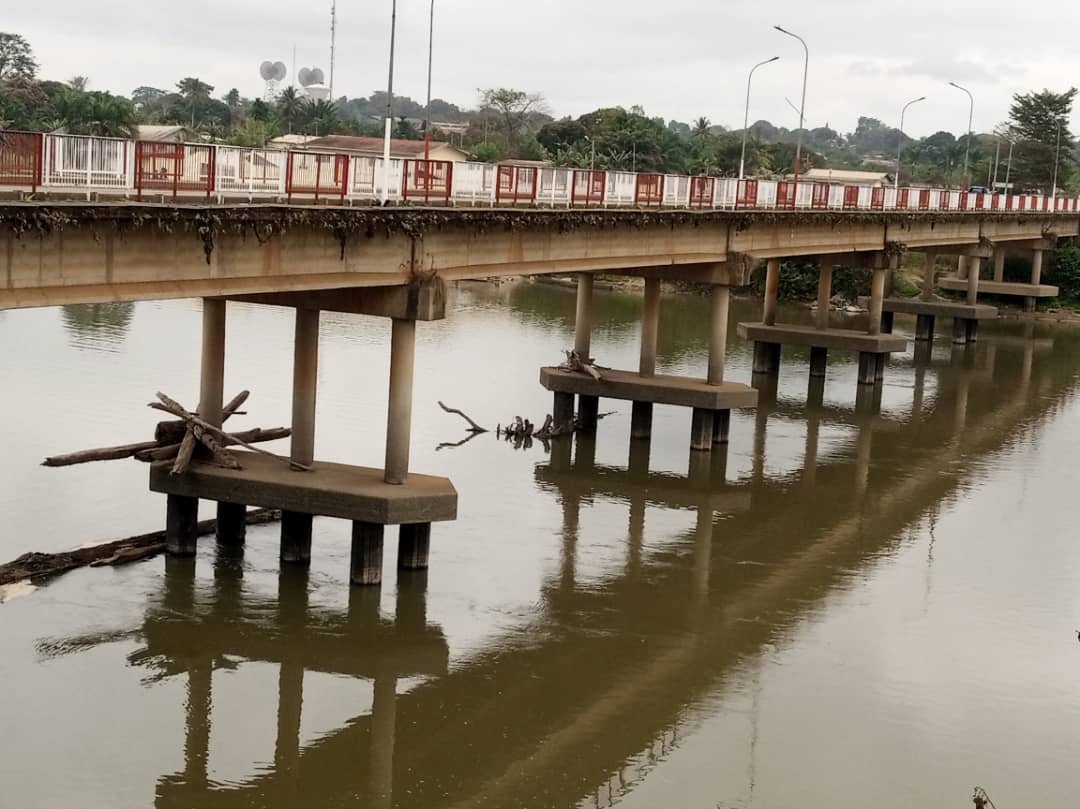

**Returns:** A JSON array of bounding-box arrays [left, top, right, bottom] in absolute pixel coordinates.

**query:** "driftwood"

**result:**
[[150, 393, 309, 473], [561, 349, 604, 381], [0, 508, 281, 587], [133, 427, 291, 463], [438, 401, 488, 433]]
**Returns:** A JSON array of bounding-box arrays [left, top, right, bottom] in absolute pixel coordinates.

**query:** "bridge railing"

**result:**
[[3, 130, 1080, 215]]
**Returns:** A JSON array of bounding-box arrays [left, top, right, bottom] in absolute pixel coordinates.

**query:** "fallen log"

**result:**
[[0, 508, 281, 587], [561, 349, 604, 381], [155, 390, 249, 443], [438, 401, 489, 433], [133, 427, 291, 463]]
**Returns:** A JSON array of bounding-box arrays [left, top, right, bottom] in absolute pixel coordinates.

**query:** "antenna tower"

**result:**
[[329, 1, 337, 100]]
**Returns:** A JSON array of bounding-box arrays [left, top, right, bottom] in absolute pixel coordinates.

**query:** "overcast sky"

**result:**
[[8, 0, 1080, 138]]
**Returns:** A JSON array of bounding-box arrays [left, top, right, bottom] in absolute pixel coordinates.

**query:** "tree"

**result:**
[[176, 77, 214, 126], [477, 88, 548, 148], [131, 86, 166, 109], [276, 86, 303, 133], [1008, 88, 1077, 192], [394, 117, 420, 139], [300, 99, 339, 135], [54, 90, 137, 137], [0, 33, 37, 81], [68, 75, 88, 91], [250, 98, 274, 123], [692, 117, 711, 140]]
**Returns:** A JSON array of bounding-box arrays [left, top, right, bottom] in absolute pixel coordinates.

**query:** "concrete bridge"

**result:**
[[36, 329, 1070, 809], [2, 199, 1076, 585]]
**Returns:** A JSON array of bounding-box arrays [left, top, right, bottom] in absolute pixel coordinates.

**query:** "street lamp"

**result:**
[[948, 81, 974, 190], [423, 0, 435, 162], [380, 0, 398, 204], [1051, 120, 1062, 199], [583, 134, 596, 172], [739, 56, 780, 181], [895, 95, 926, 190], [774, 25, 809, 188]]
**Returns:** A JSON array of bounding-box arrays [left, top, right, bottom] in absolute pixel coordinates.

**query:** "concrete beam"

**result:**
[[230, 281, 446, 321], [610, 256, 752, 286]]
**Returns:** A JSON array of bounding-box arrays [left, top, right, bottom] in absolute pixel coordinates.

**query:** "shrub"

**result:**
[[1050, 243, 1080, 301]]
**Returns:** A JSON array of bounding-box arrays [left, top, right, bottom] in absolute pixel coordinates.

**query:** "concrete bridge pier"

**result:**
[[281, 307, 320, 565], [574, 273, 600, 432], [630, 277, 661, 440], [1026, 249, 1044, 312]]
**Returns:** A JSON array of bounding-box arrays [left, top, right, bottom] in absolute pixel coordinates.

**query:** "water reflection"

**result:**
[[20, 294, 1080, 809], [60, 302, 136, 351]]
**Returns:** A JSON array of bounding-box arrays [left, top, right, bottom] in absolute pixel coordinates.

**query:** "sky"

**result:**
[[7, 0, 1080, 139]]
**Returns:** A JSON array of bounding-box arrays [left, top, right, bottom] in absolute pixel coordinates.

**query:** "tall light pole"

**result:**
[[584, 134, 595, 171], [949, 81, 974, 190], [895, 95, 926, 190], [774, 25, 808, 189], [380, 0, 398, 205], [739, 56, 779, 181], [1051, 120, 1062, 198], [423, 0, 435, 161]]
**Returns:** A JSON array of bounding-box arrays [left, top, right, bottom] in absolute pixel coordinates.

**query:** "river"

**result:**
[[2, 282, 1080, 808]]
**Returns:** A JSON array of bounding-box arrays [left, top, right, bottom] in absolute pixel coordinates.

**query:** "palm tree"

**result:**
[[176, 77, 214, 127], [276, 86, 303, 134], [55, 91, 137, 138], [301, 99, 339, 136], [68, 75, 88, 91], [692, 116, 711, 140]]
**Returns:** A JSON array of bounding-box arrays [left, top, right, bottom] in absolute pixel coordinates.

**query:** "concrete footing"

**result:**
[[713, 410, 730, 445], [951, 318, 981, 345], [916, 314, 935, 342], [553, 392, 575, 432], [216, 502, 247, 550], [630, 401, 653, 439], [398, 523, 431, 570], [690, 408, 714, 451], [809, 346, 828, 379], [280, 511, 313, 564], [350, 522, 384, 586], [857, 352, 880, 386], [166, 494, 199, 556], [752, 341, 781, 375], [578, 395, 600, 433]]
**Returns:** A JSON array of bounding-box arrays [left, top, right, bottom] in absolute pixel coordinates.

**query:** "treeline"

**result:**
[[0, 31, 1075, 191]]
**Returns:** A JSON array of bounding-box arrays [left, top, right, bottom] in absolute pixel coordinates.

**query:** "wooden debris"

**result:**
[[438, 401, 489, 433], [0, 508, 281, 587], [132, 427, 290, 463], [561, 349, 604, 381]]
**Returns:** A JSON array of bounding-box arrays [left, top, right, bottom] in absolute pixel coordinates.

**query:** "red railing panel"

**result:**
[[401, 159, 452, 204], [495, 164, 537, 204], [688, 176, 715, 208], [0, 131, 43, 191], [811, 182, 830, 209], [776, 181, 796, 209], [939, 191, 951, 211], [634, 173, 664, 206], [918, 189, 930, 210], [571, 169, 605, 204], [870, 187, 885, 210], [842, 185, 859, 209], [1018, 195, 1027, 211], [285, 151, 349, 201], [736, 179, 758, 209], [896, 188, 910, 209], [135, 141, 214, 199]]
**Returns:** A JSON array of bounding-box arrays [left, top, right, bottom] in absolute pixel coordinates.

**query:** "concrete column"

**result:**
[[690, 408, 714, 451], [875, 353, 886, 383], [199, 299, 226, 427], [630, 401, 653, 440], [762, 259, 780, 326], [350, 522, 384, 586], [712, 410, 730, 445], [369, 675, 397, 809], [921, 252, 937, 301], [639, 277, 660, 377], [966, 257, 981, 305], [957, 255, 969, 279], [815, 259, 833, 331], [881, 310, 895, 334], [1031, 250, 1044, 285], [857, 352, 878, 385], [952, 317, 968, 345], [166, 494, 199, 556], [809, 346, 828, 379], [578, 396, 599, 432], [553, 391, 575, 433], [993, 248, 1005, 282], [215, 503, 247, 551], [282, 308, 320, 562], [965, 319, 979, 343], [398, 523, 431, 570], [915, 314, 935, 342], [384, 318, 416, 485], [867, 266, 887, 336], [708, 285, 730, 384], [752, 342, 780, 375], [574, 272, 593, 358]]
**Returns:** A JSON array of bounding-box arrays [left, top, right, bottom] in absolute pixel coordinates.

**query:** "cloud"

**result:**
[[848, 56, 1006, 84]]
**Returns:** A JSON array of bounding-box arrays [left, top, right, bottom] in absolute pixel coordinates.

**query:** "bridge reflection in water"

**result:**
[[38, 324, 1069, 809]]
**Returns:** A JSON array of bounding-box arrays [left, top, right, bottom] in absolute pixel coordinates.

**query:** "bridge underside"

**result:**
[[2, 204, 1076, 309]]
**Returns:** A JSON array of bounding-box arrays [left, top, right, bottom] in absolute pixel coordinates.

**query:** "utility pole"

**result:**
[[380, 0, 397, 205]]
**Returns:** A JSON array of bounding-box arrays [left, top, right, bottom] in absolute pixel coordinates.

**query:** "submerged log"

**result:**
[[0, 508, 281, 587], [438, 401, 489, 433]]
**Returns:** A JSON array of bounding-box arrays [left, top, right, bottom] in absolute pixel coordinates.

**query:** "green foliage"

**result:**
[[275, 86, 302, 132], [225, 117, 278, 147], [1007, 88, 1076, 192], [1049, 243, 1080, 300], [469, 141, 501, 163], [53, 90, 137, 137], [751, 258, 868, 302], [0, 33, 37, 81], [394, 117, 420, 139]]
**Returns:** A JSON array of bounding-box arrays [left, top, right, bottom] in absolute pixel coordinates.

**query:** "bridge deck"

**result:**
[[150, 452, 457, 525], [737, 322, 909, 354], [539, 367, 758, 410], [937, 277, 1059, 298]]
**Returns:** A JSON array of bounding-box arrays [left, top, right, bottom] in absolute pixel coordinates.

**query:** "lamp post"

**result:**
[[584, 134, 595, 172], [774, 25, 808, 189], [948, 81, 974, 190], [1051, 120, 1062, 199], [895, 96, 926, 190], [739, 56, 779, 181], [423, 0, 435, 162], [380, 0, 398, 205]]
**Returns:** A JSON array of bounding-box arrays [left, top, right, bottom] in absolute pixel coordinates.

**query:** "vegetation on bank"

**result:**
[[1, 32, 1077, 189]]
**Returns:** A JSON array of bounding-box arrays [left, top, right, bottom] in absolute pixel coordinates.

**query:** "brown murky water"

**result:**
[[2, 283, 1080, 808]]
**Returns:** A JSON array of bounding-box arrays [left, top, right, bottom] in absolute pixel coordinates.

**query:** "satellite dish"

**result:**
[[259, 61, 275, 80], [271, 61, 287, 81]]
